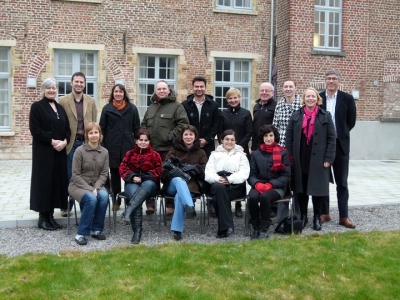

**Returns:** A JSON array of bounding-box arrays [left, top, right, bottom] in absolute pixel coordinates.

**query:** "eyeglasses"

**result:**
[[259, 89, 274, 93], [326, 77, 339, 81]]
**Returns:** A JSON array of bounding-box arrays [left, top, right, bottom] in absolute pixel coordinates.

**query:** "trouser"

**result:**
[[77, 190, 109, 236], [299, 173, 325, 216], [109, 167, 121, 204], [248, 188, 281, 222]]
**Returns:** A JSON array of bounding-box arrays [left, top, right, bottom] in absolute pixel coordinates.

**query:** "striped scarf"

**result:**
[[260, 142, 286, 172]]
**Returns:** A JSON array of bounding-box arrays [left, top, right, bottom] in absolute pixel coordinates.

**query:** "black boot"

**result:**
[[301, 214, 308, 229], [48, 210, 62, 229], [38, 212, 57, 231], [122, 188, 150, 223], [249, 219, 260, 240], [131, 208, 143, 244], [313, 215, 322, 231], [259, 219, 270, 239]]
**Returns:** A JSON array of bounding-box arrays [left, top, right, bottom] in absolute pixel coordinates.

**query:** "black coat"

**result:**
[[29, 97, 71, 211], [248, 147, 291, 196], [252, 98, 277, 150], [182, 94, 220, 157], [219, 105, 252, 156], [99, 102, 140, 168], [285, 107, 336, 196]]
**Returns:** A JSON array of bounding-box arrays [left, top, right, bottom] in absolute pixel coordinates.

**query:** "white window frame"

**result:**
[[314, 0, 342, 51], [214, 58, 252, 111], [216, 0, 253, 11], [0, 47, 11, 132], [137, 55, 177, 119], [54, 50, 98, 103]]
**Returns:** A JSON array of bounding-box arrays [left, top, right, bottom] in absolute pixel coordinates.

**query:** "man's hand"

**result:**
[[199, 138, 208, 148]]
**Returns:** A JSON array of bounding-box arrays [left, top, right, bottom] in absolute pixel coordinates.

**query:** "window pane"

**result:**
[[58, 52, 73, 75], [0, 48, 8, 72]]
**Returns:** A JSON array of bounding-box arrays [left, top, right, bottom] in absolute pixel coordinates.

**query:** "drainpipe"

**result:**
[[269, 0, 275, 82]]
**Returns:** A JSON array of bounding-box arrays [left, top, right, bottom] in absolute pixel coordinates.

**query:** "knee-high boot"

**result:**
[[38, 212, 57, 231], [249, 219, 260, 240], [48, 210, 62, 229], [131, 208, 143, 244], [259, 219, 271, 239], [122, 188, 150, 223]]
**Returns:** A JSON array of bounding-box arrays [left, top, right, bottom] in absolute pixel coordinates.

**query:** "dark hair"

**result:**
[[109, 84, 129, 103], [220, 129, 238, 142], [71, 72, 86, 83], [192, 76, 207, 87], [134, 128, 151, 140], [257, 124, 280, 143], [178, 125, 199, 142]]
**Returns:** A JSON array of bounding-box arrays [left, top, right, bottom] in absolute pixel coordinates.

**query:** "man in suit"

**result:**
[[320, 69, 357, 228], [58, 72, 97, 217]]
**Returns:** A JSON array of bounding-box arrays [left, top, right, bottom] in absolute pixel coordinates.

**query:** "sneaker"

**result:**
[[184, 204, 196, 219], [75, 235, 87, 245], [91, 231, 106, 240], [173, 231, 182, 241]]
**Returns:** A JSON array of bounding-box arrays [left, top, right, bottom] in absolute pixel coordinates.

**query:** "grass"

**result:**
[[0, 231, 399, 299]]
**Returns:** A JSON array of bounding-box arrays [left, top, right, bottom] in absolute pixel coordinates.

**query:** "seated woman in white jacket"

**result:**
[[205, 130, 250, 238]]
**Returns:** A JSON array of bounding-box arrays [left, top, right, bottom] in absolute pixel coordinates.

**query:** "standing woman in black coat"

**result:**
[[218, 88, 253, 217], [99, 84, 140, 209], [29, 78, 71, 230], [285, 87, 336, 231]]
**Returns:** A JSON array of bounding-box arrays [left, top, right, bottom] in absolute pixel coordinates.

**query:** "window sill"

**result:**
[[380, 117, 400, 123], [0, 131, 15, 136], [52, 0, 103, 3], [311, 50, 347, 57], [213, 8, 258, 16]]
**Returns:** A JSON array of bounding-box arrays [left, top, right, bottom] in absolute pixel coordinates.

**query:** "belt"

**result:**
[[75, 136, 84, 141]]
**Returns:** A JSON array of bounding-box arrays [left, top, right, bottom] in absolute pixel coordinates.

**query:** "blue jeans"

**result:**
[[165, 177, 194, 233], [68, 140, 84, 179], [124, 180, 159, 200], [78, 189, 109, 236]]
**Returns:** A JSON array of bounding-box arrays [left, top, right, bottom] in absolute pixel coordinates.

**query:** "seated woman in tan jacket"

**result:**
[[68, 122, 109, 246]]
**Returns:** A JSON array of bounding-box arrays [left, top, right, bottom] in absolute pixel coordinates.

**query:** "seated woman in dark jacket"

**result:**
[[161, 125, 208, 241], [248, 124, 291, 240], [119, 128, 162, 244]]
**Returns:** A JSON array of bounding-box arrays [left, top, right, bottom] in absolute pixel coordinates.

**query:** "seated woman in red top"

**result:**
[[119, 128, 162, 244]]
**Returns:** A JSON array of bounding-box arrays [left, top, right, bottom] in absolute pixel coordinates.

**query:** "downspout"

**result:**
[[269, 0, 275, 82]]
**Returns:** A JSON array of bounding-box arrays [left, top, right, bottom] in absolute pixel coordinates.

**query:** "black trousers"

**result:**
[[210, 183, 245, 233], [298, 173, 324, 216], [248, 189, 281, 222], [110, 167, 121, 203], [322, 142, 350, 218]]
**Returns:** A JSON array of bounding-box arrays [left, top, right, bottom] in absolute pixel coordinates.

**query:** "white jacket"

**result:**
[[205, 144, 250, 184]]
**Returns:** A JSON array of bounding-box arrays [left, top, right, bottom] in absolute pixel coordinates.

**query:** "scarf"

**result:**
[[302, 106, 318, 145], [260, 142, 286, 172], [112, 99, 127, 111]]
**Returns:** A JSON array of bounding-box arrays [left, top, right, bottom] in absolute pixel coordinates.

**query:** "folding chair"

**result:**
[[275, 183, 296, 234]]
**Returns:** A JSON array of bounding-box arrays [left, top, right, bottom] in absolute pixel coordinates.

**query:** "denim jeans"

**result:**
[[78, 189, 109, 236], [165, 177, 194, 233], [124, 180, 159, 200], [67, 140, 84, 179]]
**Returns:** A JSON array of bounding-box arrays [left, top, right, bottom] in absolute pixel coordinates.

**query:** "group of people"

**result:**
[[29, 69, 357, 245]]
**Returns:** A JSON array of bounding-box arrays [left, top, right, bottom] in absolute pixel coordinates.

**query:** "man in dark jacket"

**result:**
[[182, 76, 220, 158], [251, 82, 277, 151], [320, 70, 357, 228]]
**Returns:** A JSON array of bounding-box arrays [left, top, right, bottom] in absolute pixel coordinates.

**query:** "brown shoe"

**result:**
[[320, 214, 331, 223], [146, 206, 155, 215], [166, 207, 175, 216], [339, 218, 356, 229], [112, 204, 120, 211], [145, 199, 155, 215]]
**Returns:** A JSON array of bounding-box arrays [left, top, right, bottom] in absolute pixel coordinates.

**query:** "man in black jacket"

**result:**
[[182, 76, 220, 158], [320, 69, 357, 228]]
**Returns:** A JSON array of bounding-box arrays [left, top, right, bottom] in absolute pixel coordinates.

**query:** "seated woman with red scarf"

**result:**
[[247, 124, 291, 240]]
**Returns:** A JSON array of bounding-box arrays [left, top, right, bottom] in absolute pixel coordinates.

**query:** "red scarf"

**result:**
[[302, 106, 318, 145], [260, 142, 286, 172], [113, 99, 127, 111]]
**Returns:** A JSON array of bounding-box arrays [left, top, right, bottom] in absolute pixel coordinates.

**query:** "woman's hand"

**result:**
[[52, 139, 67, 152], [218, 176, 229, 185], [133, 176, 141, 183], [323, 162, 331, 168]]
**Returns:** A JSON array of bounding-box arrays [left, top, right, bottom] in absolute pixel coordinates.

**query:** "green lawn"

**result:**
[[0, 231, 399, 299]]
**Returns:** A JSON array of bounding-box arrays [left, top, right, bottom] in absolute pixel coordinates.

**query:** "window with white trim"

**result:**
[[314, 0, 342, 51], [214, 59, 251, 110], [0, 47, 10, 131], [54, 50, 98, 101], [137, 55, 177, 118], [216, 0, 252, 11]]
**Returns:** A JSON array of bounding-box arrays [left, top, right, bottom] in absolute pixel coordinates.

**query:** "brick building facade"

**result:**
[[0, 0, 399, 159]]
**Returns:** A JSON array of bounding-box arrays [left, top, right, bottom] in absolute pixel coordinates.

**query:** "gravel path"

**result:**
[[1, 204, 399, 257]]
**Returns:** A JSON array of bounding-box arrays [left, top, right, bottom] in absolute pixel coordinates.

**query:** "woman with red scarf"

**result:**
[[248, 124, 291, 239], [285, 87, 336, 231]]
